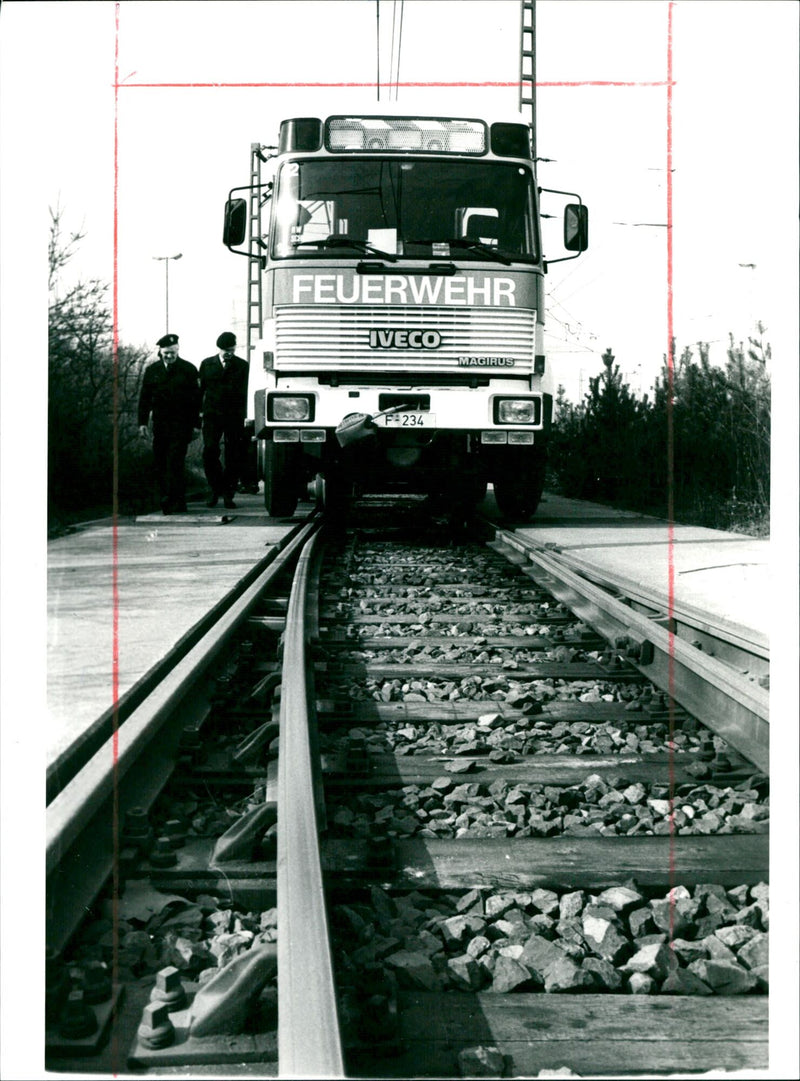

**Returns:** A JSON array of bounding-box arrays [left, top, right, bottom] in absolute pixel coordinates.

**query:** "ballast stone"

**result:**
[[447, 954, 484, 990], [530, 888, 560, 915], [518, 935, 565, 982], [661, 969, 713, 995], [622, 942, 676, 981], [543, 954, 593, 993], [670, 938, 708, 965], [581, 915, 630, 965], [628, 972, 656, 994], [385, 949, 440, 990], [595, 885, 644, 913], [687, 959, 759, 994], [738, 932, 769, 971], [490, 955, 532, 993], [581, 955, 623, 991]]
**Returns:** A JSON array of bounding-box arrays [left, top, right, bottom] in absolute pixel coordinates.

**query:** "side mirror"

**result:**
[[223, 198, 248, 246], [564, 203, 588, 252]]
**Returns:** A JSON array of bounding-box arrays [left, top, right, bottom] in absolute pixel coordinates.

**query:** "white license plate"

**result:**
[[382, 412, 436, 428]]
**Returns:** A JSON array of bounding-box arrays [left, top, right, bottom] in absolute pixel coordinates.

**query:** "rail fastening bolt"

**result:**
[[122, 807, 154, 850], [150, 966, 187, 1009], [45, 946, 70, 1024], [58, 989, 98, 1040], [149, 836, 178, 867], [137, 1001, 175, 1049], [179, 725, 202, 751], [82, 964, 112, 1005], [163, 819, 187, 847]]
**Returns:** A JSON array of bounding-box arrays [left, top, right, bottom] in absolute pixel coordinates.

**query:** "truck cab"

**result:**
[[224, 112, 587, 518]]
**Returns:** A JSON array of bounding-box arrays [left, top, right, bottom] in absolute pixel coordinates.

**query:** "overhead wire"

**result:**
[[389, 0, 398, 98], [395, 0, 405, 100], [376, 0, 381, 100], [547, 311, 598, 354], [377, 1, 404, 102], [547, 295, 600, 346]]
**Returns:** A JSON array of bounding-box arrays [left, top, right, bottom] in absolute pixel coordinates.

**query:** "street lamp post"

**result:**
[[153, 253, 183, 333]]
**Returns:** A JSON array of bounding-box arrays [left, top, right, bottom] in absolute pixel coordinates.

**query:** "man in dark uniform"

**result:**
[[198, 332, 249, 509], [138, 333, 200, 514]]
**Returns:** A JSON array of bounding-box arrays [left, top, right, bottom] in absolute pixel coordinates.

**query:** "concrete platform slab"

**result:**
[[47, 493, 311, 768], [512, 494, 769, 649]]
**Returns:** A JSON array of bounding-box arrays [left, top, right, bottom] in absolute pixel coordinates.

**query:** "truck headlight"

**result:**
[[494, 398, 540, 424], [269, 395, 314, 421]]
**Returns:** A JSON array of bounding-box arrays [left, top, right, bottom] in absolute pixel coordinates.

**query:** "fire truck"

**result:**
[[223, 111, 587, 519]]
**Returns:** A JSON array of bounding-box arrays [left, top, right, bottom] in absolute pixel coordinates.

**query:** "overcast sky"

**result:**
[[3, 0, 797, 398]]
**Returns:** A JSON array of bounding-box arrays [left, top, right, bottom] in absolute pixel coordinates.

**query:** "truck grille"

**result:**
[[274, 305, 535, 371]]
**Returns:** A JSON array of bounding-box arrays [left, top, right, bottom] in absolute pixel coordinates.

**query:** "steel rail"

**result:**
[[514, 536, 769, 663], [277, 522, 345, 1077], [487, 527, 769, 774], [46, 518, 319, 950]]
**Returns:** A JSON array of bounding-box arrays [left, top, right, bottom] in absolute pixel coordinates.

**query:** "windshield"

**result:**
[[272, 158, 539, 262]]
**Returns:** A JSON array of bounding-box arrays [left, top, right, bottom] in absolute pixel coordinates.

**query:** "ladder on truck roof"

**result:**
[[246, 142, 268, 364], [519, 0, 536, 160]]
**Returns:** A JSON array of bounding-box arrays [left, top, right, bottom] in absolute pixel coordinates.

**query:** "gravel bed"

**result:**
[[147, 789, 265, 840], [330, 617, 574, 639], [332, 882, 769, 999], [318, 673, 731, 762], [327, 773, 768, 839], [328, 568, 522, 589], [335, 623, 583, 643], [335, 675, 648, 705], [330, 640, 596, 665], [321, 711, 719, 761], [323, 546, 533, 591], [326, 601, 562, 624], [66, 891, 277, 986], [328, 585, 546, 601]]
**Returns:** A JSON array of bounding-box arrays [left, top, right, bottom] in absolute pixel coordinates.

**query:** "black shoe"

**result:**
[[206, 494, 219, 508], [224, 496, 237, 509]]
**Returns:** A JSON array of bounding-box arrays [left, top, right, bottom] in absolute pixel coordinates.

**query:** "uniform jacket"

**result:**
[[138, 357, 200, 437], [199, 353, 249, 420]]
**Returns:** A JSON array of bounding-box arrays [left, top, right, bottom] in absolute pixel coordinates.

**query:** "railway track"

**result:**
[[45, 500, 769, 1077]]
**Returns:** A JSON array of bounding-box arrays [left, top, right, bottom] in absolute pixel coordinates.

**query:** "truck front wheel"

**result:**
[[263, 441, 300, 518], [492, 449, 547, 521]]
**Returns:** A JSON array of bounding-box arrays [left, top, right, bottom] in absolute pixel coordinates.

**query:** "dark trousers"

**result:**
[[203, 414, 243, 498], [153, 429, 189, 510]]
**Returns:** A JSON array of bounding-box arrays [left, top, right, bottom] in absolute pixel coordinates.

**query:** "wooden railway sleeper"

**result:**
[[345, 732, 372, 774]]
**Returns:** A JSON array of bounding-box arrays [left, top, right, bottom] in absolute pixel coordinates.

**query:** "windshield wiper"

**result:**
[[407, 238, 514, 266], [292, 235, 397, 262]]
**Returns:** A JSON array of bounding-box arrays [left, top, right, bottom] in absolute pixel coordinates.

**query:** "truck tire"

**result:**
[[263, 441, 300, 517], [463, 473, 488, 507], [493, 450, 546, 521]]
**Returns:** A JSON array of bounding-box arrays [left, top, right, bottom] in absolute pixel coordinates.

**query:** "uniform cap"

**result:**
[[216, 332, 237, 349], [157, 333, 179, 348]]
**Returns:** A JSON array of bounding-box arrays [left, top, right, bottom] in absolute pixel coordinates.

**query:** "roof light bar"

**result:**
[[326, 117, 487, 155]]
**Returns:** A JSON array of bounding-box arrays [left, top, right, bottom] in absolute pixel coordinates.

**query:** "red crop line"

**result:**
[[665, 0, 677, 939], [115, 78, 674, 89], [538, 80, 673, 87]]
